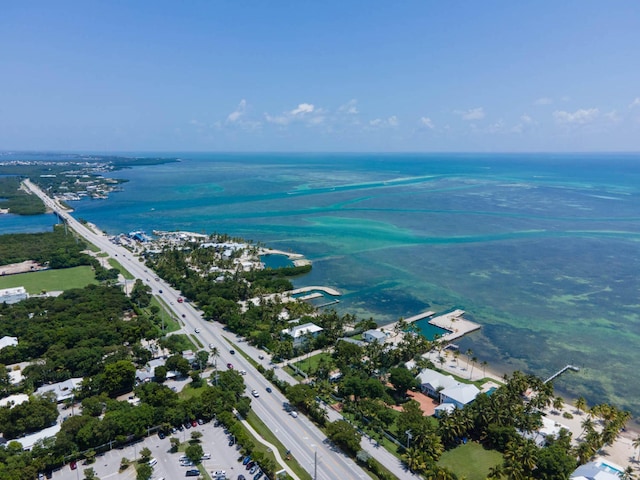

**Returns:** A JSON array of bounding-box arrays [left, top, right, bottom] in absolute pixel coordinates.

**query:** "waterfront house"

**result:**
[[570, 460, 625, 480], [363, 329, 387, 344], [281, 322, 323, 348], [417, 367, 479, 408]]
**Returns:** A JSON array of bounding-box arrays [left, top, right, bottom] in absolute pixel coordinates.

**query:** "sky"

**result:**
[[1, 1, 639, 152]]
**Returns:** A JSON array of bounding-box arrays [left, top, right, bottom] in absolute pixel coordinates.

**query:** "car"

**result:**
[[155, 277, 159, 281], [254, 472, 263, 480], [251, 390, 259, 398], [177, 297, 184, 303], [249, 465, 258, 474], [229, 439, 235, 446], [159, 289, 163, 293], [238, 475, 246, 480], [170, 301, 174, 305], [266, 387, 272, 393], [182, 313, 186, 318], [158, 431, 165, 439], [191, 420, 198, 427], [242, 456, 251, 465], [227, 363, 234, 369], [197, 418, 204, 425], [290, 411, 298, 418], [177, 424, 184, 431], [246, 461, 255, 470], [209, 343, 216, 349], [186, 469, 200, 477], [229, 349, 235, 354], [184, 422, 191, 429], [258, 354, 264, 359], [70, 461, 77, 470], [195, 328, 200, 333], [214, 471, 226, 477], [201, 452, 211, 460], [239, 370, 247, 375], [181, 460, 195, 467]]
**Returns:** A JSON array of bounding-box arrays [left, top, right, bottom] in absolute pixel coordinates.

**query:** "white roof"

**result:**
[[571, 461, 622, 480], [0, 393, 29, 408], [0, 287, 26, 296], [282, 322, 323, 339], [0, 336, 18, 350], [13, 423, 61, 451], [416, 368, 459, 390], [440, 383, 480, 405], [364, 329, 386, 340], [35, 378, 83, 402]]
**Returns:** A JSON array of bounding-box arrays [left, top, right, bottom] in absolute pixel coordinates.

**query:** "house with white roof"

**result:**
[[0, 287, 28, 304], [363, 329, 387, 344], [0, 336, 18, 350], [417, 367, 479, 408], [519, 415, 570, 447], [570, 460, 625, 480], [35, 378, 83, 403], [281, 322, 323, 347]]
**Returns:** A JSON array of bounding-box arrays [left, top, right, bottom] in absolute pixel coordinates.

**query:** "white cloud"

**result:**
[[628, 97, 640, 109], [420, 117, 435, 129], [511, 114, 534, 133], [290, 103, 314, 116], [604, 110, 621, 123], [264, 113, 290, 126], [520, 114, 533, 124], [226, 99, 247, 123], [369, 116, 399, 128], [456, 107, 485, 121], [338, 99, 359, 115], [534, 97, 553, 106], [553, 108, 599, 125]]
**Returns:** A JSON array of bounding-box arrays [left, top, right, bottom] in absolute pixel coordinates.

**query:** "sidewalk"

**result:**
[[241, 420, 301, 480]]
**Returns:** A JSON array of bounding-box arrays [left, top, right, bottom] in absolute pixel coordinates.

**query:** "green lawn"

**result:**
[[0, 266, 98, 293], [293, 352, 333, 374], [107, 258, 134, 279], [438, 442, 503, 480]]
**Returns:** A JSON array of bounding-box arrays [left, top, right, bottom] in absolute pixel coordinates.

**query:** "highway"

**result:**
[[23, 179, 373, 480]]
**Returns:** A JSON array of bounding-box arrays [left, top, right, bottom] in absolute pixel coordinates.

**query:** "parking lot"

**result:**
[[49, 419, 244, 480]]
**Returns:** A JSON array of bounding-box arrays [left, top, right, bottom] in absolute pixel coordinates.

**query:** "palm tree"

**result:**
[[575, 396, 587, 415], [209, 346, 219, 385], [579, 417, 595, 440], [552, 396, 564, 413], [481, 360, 488, 377], [487, 464, 504, 479], [465, 348, 473, 370], [620, 466, 636, 480], [632, 435, 640, 461], [469, 356, 478, 379]]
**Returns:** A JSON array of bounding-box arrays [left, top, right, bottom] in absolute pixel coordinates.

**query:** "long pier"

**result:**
[[544, 364, 580, 384]]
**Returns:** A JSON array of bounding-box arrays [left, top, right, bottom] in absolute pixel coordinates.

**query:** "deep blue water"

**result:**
[[3, 152, 640, 415]]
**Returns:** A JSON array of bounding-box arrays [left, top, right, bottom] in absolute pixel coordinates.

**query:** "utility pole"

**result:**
[[314, 449, 317, 480]]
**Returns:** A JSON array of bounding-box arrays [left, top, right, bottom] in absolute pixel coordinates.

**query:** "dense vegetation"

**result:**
[[0, 224, 90, 267], [0, 177, 46, 215]]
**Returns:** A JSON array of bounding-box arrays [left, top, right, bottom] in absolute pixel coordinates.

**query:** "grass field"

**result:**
[[293, 352, 333, 374], [107, 258, 134, 279], [0, 266, 98, 293], [438, 442, 503, 480]]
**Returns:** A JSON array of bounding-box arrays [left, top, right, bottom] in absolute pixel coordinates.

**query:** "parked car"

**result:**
[[258, 355, 264, 359], [214, 471, 226, 477], [186, 469, 200, 476], [197, 418, 204, 425], [246, 461, 255, 470], [254, 472, 263, 480], [242, 456, 251, 465], [290, 411, 298, 418], [249, 465, 258, 474], [158, 431, 165, 439]]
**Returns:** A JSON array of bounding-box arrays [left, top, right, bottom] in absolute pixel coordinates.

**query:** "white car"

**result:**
[[239, 370, 247, 375], [214, 470, 226, 477], [251, 389, 260, 398], [195, 328, 200, 333], [290, 411, 298, 418]]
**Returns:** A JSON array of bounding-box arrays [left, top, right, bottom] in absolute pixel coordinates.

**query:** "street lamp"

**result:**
[[405, 429, 412, 449]]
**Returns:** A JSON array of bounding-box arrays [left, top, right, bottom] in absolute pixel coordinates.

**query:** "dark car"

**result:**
[[159, 289, 163, 294], [238, 475, 246, 480], [230, 349, 235, 354], [186, 469, 200, 477], [242, 456, 251, 465], [266, 387, 272, 393], [182, 314, 186, 318], [246, 461, 255, 470], [191, 420, 198, 427], [158, 431, 165, 439], [184, 422, 191, 429]]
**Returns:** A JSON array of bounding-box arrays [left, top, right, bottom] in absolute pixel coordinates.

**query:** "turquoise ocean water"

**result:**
[[3, 152, 640, 415]]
